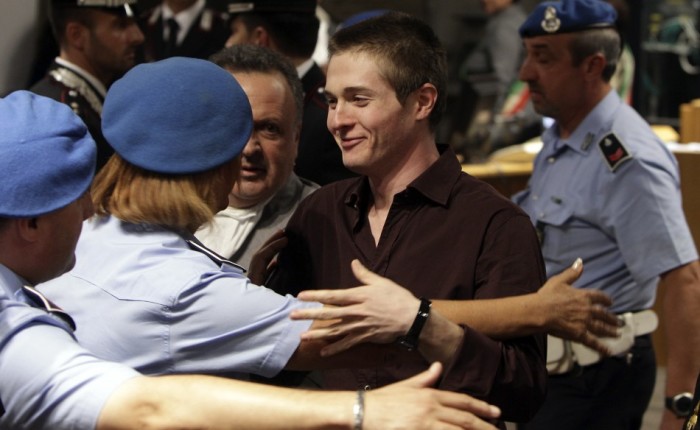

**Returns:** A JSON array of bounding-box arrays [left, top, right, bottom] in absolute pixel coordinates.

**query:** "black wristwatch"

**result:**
[[665, 392, 693, 418], [397, 298, 432, 351]]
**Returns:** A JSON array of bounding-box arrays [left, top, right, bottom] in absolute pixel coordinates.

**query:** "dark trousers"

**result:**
[[520, 335, 656, 430]]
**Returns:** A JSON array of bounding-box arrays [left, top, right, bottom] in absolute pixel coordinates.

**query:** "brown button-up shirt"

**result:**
[[271, 146, 547, 422]]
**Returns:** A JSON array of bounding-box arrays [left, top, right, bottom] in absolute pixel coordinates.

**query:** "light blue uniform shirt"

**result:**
[[0, 264, 139, 430], [514, 90, 698, 312], [39, 215, 319, 377]]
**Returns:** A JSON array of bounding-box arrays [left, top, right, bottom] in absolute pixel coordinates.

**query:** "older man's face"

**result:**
[[227, 70, 300, 208]]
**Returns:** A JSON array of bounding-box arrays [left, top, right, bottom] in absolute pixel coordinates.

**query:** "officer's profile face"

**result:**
[[82, 10, 144, 84], [228, 70, 299, 209], [518, 33, 583, 121]]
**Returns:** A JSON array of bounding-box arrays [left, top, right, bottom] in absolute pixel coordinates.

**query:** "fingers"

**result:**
[[578, 331, 612, 356], [430, 393, 502, 428], [392, 362, 443, 388], [548, 257, 584, 285], [585, 289, 613, 307], [587, 307, 620, 337], [350, 259, 384, 285], [296, 288, 361, 306], [290, 306, 353, 321]]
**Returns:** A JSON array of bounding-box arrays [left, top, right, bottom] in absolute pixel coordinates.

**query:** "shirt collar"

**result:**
[[162, 0, 206, 41], [0, 263, 29, 299], [296, 58, 315, 79], [547, 88, 620, 154], [55, 57, 107, 97], [344, 144, 461, 210]]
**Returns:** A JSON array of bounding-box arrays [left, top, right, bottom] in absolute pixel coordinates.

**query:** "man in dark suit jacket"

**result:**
[[30, 0, 144, 171], [225, 0, 355, 185], [138, 0, 230, 62]]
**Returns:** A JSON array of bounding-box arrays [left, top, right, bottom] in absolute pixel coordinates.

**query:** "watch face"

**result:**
[[676, 394, 694, 416]]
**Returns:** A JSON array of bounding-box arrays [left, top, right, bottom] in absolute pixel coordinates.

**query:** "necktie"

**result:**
[[22, 285, 76, 331], [165, 18, 180, 57]]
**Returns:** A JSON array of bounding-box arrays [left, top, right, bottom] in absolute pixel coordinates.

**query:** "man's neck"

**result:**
[[557, 84, 612, 139], [55, 56, 109, 97], [365, 137, 440, 243], [58, 51, 113, 90]]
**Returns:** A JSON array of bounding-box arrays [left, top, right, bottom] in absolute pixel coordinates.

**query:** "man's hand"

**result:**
[[291, 259, 419, 356], [248, 229, 287, 285], [366, 362, 501, 430], [538, 259, 620, 355]]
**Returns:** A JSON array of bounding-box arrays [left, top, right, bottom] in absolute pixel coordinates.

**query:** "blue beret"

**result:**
[[0, 91, 96, 218], [338, 10, 390, 31], [519, 0, 617, 37], [102, 57, 252, 175]]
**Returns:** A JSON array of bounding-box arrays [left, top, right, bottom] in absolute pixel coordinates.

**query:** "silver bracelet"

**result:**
[[353, 389, 365, 430]]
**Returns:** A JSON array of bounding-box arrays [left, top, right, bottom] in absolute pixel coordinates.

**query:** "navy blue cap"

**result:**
[[228, 0, 316, 14], [519, 0, 617, 37], [102, 57, 253, 175], [0, 91, 96, 218]]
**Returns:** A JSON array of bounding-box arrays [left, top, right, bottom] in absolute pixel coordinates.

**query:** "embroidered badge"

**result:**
[[598, 133, 631, 172], [541, 6, 561, 33]]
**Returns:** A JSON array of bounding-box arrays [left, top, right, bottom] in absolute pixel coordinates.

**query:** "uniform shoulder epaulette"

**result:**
[[597, 132, 631, 172], [49, 67, 103, 115], [186, 239, 246, 272]]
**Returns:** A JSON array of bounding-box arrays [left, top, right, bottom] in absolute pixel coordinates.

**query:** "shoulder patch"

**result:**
[[186, 239, 246, 272], [597, 133, 631, 172]]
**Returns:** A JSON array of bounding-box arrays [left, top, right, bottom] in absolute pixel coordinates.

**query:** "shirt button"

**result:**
[[539, 212, 545, 218], [363, 385, 372, 391], [547, 157, 556, 163], [532, 194, 539, 201]]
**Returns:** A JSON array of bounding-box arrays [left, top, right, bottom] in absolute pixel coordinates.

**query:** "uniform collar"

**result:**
[[0, 263, 27, 298], [55, 57, 107, 98], [296, 58, 315, 79]]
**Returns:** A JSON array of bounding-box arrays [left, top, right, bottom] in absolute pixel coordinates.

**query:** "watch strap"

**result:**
[[397, 298, 432, 351]]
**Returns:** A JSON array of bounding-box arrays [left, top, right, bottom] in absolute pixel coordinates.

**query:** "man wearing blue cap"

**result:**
[[31, 0, 144, 171], [225, 0, 356, 185], [513, 0, 700, 428], [0, 89, 502, 430]]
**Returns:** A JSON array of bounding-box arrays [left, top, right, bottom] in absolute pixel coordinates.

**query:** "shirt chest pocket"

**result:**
[[535, 201, 581, 265]]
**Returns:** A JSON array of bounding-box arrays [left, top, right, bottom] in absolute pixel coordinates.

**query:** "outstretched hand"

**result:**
[[291, 259, 419, 356], [366, 362, 501, 430], [539, 259, 620, 355]]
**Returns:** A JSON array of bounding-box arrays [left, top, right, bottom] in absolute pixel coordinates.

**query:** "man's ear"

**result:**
[[250, 26, 271, 47], [583, 53, 607, 82], [65, 21, 89, 51], [414, 83, 438, 122], [15, 217, 41, 243]]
